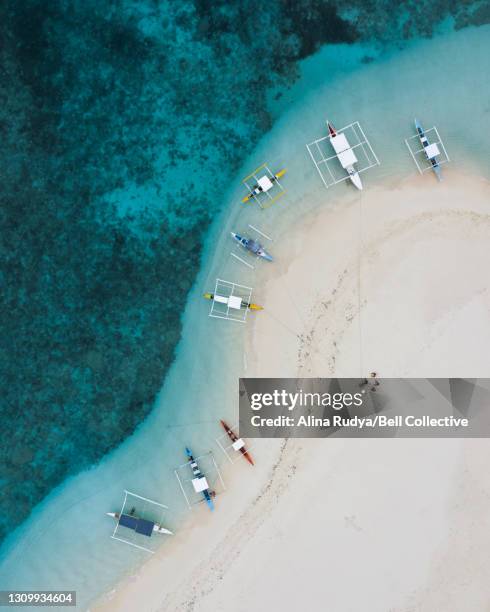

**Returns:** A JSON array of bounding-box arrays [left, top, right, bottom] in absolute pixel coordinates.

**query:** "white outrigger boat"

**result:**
[[107, 511, 173, 536], [203, 291, 263, 311], [184, 447, 215, 511], [108, 490, 173, 552], [327, 121, 363, 190], [231, 232, 273, 262], [204, 278, 262, 323], [404, 120, 450, 180], [241, 164, 286, 209], [174, 449, 226, 511], [414, 119, 442, 181], [307, 120, 379, 190]]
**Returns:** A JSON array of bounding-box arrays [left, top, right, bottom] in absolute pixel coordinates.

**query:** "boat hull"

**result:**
[[203, 491, 215, 511], [106, 512, 173, 535], [432, 163, 442, 181], [153, 525, 173, 535], [348, 169, 363, 190], [185, 447, 215, 511], [415, 118, 442, 181], [327, 120, 363, 190], [242, 169, 286, 204], [231, 232, 273, 262], [220, 420, 254, 465], [260, 252, 273, 262], [203, 292, 262, 311]]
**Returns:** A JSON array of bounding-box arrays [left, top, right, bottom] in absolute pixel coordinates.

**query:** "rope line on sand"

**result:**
[[267, 188, 366, 377], [262, 308, 301, 340], [278, 269, 308, 330], [262, 296, 332, 373]]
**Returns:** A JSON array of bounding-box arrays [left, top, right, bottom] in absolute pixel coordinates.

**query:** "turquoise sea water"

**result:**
[[1, 2, 490, 609], [1, 0, 356, 545], [1, 0, 488, 546]]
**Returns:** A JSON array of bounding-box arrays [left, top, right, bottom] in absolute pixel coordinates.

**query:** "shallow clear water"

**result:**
[[2, 1, 489, 553], [2, 0, 487, 540], [1, 17, 490, 611], [0, 0, 322, 544]]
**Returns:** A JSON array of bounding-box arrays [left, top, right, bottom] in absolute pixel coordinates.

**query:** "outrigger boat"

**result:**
[[203, 292, 263, 311], [414, 119, 442, 181], [327, 121, 363, 190], [106, 510, 173, 536], [185, 447, 215, 511], [220, 420, 254, 465], [231, 232, 273, 262], [242, 168, 287, 204]]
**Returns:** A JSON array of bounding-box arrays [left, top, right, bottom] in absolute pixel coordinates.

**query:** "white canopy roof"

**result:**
[[232, 438, 245, 451], [337, 148, 358, 168], [257, 175, 274, 192], [425, 143, 440, 159], [329, 133, 350, 154], [213, 294, 242, 309], [192, 476, 209, 493], [213, 294, 228, 304], [227, 295, 243, 310]]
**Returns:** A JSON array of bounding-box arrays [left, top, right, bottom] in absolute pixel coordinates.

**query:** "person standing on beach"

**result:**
[[369, 372, 380, 391]]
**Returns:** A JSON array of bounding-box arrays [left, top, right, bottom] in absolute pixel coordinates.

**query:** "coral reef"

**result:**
[[0, 0, 487, 544]]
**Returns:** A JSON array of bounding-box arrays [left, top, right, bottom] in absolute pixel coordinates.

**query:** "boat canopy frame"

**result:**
[[404, 125, 450, 175], [110, 490, 170, 554], [174, 451, 226, 510], [242, 163, 286, 209], [208, 278, 254, 323], [306, 121, 380, 189], [215, 422, 254, 464]]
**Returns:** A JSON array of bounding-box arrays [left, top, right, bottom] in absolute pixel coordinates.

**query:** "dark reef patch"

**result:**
[[0, 0, 487, 545], [280, 1, 358, 58]]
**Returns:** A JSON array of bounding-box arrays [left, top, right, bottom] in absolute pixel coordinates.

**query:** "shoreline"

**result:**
[[92, 438, 286, 611], [94, 169, 490, 611], [3, 23, 489, 608]]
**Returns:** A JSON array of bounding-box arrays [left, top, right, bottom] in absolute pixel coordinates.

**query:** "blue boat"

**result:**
[[415, 119, 442, 181], [231, 232, 273, 261], [107, 511, 173, 536], [185, 447, 215, 511]]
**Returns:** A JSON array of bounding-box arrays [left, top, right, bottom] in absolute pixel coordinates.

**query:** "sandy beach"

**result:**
[[94, 171, 490, 612], [247, 170, 490, 379]]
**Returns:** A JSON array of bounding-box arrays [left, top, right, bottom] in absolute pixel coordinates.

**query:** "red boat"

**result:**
[[327, 121, 337, 137], [220, 420, 254, 466]]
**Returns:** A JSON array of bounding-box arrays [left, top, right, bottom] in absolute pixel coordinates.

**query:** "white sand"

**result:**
[[246, 171, 490, 379], [94, 171, 490, 612]]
